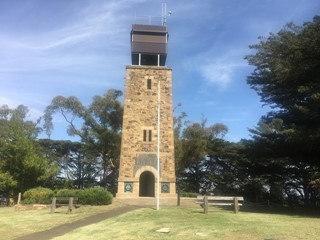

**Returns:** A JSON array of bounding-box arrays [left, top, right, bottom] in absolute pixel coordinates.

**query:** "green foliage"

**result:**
[[204, 140, 245, 196], [180, 192, 198, 198], [0, 172, 17, 192], [43, 89, 123, 193], [78, 187, 113, 205], [22, 187, 54, 204], [175, 118, 236, 194], [55, 187, 113, 205], [245, 16, 320, 204], [246, 16, 320, 144], [0, 105, 58, 193], [310, 172, 320, 198], [54, 188, 79, 198], [39, 139, 100, 189]]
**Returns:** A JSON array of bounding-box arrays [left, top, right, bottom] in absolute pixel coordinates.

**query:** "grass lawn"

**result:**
[[0, 202, 123, 240], [55, 204, 320, 240], [53, 206, 320, 240], [1, 204, 320, 240]]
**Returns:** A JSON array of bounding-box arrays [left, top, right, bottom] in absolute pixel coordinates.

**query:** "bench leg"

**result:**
[[68, 197, 74, 214], [204, 196, 208, 214], [51, 197, 56, 214], [234, 197, 239, 214]]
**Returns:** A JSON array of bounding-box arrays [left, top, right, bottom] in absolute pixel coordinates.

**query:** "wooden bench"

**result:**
[[51, 197, 78, 214], [196, 196, 244, 214]]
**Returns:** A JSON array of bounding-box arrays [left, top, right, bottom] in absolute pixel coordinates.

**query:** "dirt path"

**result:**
[[15, 205, 140, 240]]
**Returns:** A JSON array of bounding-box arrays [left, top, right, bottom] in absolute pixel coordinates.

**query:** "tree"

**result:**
[[178, 122, 208, 193], [245, 16, 320, 204], [176, 118, 229, 193], [0, 105, 58, 194], [43, 89, 123, 193], [39, 139, 100, 189], [204, 139, 245, 196], [246, 16, 320, 154]]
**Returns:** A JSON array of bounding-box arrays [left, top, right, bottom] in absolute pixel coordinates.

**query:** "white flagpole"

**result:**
[[157, 78, 160, 210]]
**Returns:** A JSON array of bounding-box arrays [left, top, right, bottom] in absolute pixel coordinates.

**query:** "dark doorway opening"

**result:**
[[139, 171, 155, 197]]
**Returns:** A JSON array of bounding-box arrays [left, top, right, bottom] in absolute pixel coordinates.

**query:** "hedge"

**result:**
[[23, 187, 113, 205], [180, 192, 198, 198], [55, 187, 113, 205], [22, 187, 54, 204]]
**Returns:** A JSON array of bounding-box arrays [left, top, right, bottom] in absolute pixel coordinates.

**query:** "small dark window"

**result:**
[[147, 79, 152, 90], [143, 129, 152, 142], [143, 130, 147, 142]]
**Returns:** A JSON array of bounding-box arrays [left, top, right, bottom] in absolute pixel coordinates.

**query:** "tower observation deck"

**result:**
[[131, 24, 168, 66]]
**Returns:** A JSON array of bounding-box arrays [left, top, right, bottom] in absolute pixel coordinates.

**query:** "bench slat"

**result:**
[[197, 196, 244, 201], [196, 202, 243, 206], [206, 203, 243, 206], [54, 197, 78, 201], [209, 196, 244, 201]]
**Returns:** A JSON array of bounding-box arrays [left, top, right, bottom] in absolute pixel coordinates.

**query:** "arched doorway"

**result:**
[[139, 171, 155, 197]]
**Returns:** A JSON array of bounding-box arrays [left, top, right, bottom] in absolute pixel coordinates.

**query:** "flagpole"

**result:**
[[157, 78, 160, 210]]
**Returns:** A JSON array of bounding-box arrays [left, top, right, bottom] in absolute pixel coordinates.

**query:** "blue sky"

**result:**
[[0, 0, 319, 142]]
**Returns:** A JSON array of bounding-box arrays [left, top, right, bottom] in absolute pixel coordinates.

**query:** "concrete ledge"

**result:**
[[115, 197, 178, 206], [15, 204, 50, 211]]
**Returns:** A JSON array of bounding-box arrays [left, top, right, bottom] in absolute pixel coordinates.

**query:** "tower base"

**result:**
[[115, 196, 178, 206], [116, 178, 176, 199]]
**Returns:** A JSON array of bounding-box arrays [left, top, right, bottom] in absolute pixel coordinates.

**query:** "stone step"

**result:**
[[115, 197, 177, 206], [114, 197, 198, 207]]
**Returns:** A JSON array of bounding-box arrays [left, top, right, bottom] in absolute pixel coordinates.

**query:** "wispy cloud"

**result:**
[[200, 62, 238, 90], [0, 0, 139, 126], [198, 49, 248, 91], [0, 1, 132, 74], [0, 96, 19, 107]]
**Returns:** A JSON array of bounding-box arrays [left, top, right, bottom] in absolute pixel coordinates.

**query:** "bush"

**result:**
[[54, 188, 79, 198], [81, 187, 113, 205], [54, 187, 113, 205], [180, 192, 198, 198], [22, 187, 54, 204]]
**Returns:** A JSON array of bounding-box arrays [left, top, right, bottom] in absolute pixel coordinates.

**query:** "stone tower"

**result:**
[[116, 24, 176, 203]]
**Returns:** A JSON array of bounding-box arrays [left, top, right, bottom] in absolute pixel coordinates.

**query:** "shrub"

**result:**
[[22, 187, 54, 204], [54, 187, 113, 205], [55, 189, 79, 198], [180, 192, 198, 198], [80, 187, 113, 205]]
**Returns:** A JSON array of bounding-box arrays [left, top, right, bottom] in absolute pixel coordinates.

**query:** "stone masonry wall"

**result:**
[[118, 66, 176, 183]]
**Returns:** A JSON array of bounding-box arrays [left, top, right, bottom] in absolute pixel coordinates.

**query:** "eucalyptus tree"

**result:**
[[0, 105, 57, 194], [43, 89, 123, 193], [176, 119, 230, 193]]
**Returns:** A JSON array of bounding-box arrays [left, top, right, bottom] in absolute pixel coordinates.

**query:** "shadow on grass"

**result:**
[[234, 204, 320, 218]]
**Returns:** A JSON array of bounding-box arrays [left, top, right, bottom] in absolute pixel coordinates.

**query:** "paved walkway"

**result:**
[[16, 205, 140, 240]]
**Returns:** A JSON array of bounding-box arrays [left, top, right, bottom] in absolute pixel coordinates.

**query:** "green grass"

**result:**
[[53, 206, 320, 240], [1, 204, 320, 240], [0, 203, 123, 240]]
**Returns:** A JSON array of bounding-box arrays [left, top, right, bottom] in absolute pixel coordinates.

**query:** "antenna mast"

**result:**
[[162, 3, 172, 26]]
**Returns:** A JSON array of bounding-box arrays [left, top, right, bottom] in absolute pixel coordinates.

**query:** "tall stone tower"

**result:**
[[116, 24, 176, 203]]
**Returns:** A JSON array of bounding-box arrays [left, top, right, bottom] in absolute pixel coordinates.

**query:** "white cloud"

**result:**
[[200, 63, 233, 90], [0, 1, 132, 74], [0, 96, 19, 108], [200, 58, 247, 90]]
